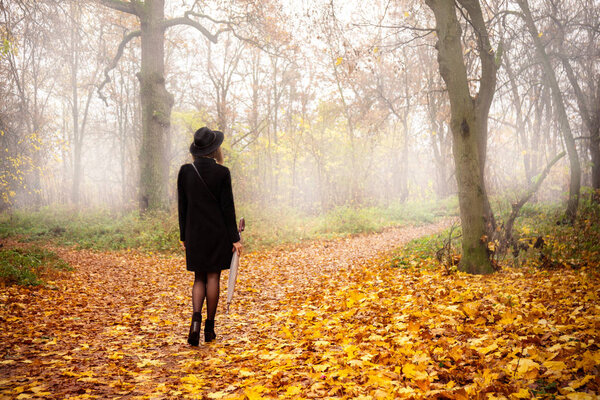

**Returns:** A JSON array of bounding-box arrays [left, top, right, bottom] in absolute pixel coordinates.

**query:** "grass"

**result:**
[[0, 246, 72, 286], [389, 197, 600, 272], [0, 197, 458, 254]]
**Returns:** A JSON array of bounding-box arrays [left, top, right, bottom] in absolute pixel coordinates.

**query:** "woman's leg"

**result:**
[[204, 271, 221, 342], [192, 271, 207, 313], [188, 271, 207, 346], [205, 271, 221, 320]]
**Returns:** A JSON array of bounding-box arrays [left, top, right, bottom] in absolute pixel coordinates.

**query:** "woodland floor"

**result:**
[[0, 219, 599, 400]]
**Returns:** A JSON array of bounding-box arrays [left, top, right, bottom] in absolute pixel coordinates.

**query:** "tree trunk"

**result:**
[[138, 0, 173, 211], [560, 57, 600, 201], [516, 0, 581, 222], [425, 0, 494, 274], [70, 2, 81, 205], [504, 54, 533, 182]]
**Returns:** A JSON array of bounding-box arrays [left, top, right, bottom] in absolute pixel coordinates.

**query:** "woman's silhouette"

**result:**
[[177, 127, 243, 345]]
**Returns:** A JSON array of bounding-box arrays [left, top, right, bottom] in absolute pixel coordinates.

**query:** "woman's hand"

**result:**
[[232, 241, 243, 256]]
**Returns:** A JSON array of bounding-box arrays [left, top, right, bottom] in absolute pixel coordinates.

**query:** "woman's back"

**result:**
[[177, 157, 239, 272]]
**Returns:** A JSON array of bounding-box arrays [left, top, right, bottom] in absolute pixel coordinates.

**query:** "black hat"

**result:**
[[189, 127, 224, 156]]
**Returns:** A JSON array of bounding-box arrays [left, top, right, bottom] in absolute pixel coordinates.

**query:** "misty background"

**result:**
[[0, 0, 598, 217]]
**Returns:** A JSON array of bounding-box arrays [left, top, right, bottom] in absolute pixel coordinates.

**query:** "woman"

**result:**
[[177, 127, 243, 345]]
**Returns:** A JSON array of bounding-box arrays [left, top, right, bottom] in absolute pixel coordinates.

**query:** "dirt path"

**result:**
[[0, 220, 453, 399]]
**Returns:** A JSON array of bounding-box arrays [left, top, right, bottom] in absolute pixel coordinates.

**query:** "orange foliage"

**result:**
[[0, 222, 598, 399]]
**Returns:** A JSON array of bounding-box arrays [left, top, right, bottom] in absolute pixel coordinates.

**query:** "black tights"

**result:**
[[192, 270, 221, 320]]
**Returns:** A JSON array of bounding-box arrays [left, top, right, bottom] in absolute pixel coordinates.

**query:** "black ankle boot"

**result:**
[[204, 319, 216, 343], [187, 312, 202, 346]]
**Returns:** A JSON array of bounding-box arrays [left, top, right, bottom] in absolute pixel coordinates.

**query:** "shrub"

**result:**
[[0, 246, 71, 286]]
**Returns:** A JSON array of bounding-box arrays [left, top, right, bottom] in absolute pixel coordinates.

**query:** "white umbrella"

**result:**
[[226, 217, 245, 313]]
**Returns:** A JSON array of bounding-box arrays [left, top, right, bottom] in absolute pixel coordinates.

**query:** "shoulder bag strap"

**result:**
[[190, 162, 218, 203]]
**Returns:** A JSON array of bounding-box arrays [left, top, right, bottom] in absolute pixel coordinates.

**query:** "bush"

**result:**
[[0, 246, 71, 286]]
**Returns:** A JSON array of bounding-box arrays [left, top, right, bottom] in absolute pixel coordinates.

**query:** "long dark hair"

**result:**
[[193, 147, 224, 164]]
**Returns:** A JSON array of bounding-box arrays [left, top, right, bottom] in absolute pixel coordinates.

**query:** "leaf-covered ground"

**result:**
[[1, 220, 599, 399]]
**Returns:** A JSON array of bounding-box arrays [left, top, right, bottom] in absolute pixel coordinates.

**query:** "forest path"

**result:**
[[0, 220, 452, 399], [2, 218, 598, 399]]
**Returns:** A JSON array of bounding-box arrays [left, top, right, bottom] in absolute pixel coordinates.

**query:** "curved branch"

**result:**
[[501, 151, 566, 251], [184, 10, 233, 26], [170, 11, 283, 57], [97, 30, 141, 105], [162, 16, 227, 43]]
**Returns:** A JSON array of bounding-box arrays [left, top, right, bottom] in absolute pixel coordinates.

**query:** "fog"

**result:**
[[1, 0, 598, 214]]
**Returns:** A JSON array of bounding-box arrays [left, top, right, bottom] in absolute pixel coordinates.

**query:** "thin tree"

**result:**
[[515, 0, 581, 222]]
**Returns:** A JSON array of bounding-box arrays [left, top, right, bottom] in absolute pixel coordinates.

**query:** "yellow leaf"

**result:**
[[335, 57, 343, 66], [244, 385, 266, 400], [569, 374, 594, 390], [404, 11, 410, 17], [460, 302, 479, 319], [402, 363, 428, 381], [180, 374, 204, 386], [511, 388, 531, 398], [30, 385, 47, 393], [136, 358, 164, 368], [344, 344, 359, 359], [313, 364, 329, 372], [476, 343, 498, 355], [285, 385, 301, 396], [280, 325, 294, 338], [507, 358, 539, 379], [538, 31, 543, 37], [500, 311, 518, 325], [207, 391, 228, 399], [566, 393, 594, 400], [543, 360, 566, 372]]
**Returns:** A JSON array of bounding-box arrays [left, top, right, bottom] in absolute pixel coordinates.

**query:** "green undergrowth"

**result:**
[[0, 246, 72, 286], [0, 208, 180, 253], [0, 197, 458, 254], [510, 200, 600, 269], [389, 199, 600, 272]]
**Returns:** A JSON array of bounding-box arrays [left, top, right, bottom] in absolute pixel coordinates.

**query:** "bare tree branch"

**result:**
[[97, 0, 138, 16], [97, 30, 140, 104], [499, 151, 566, 254], [162, 15, 228, 44], [181, 10, 284, 57]]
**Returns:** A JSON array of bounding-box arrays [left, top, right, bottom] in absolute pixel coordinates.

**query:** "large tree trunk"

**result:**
[[426, 0, 494, 274], [99, 0, 225, 211], [516, 0, 580, 222], [138, 0, 173, 211]]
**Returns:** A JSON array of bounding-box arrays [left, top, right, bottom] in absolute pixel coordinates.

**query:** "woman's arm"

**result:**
[[177, 166, 187, 243], [220, 169, 241, 244]]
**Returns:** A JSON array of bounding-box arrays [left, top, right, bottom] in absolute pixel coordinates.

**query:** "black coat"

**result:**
[[177, 158, 240, 272]]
